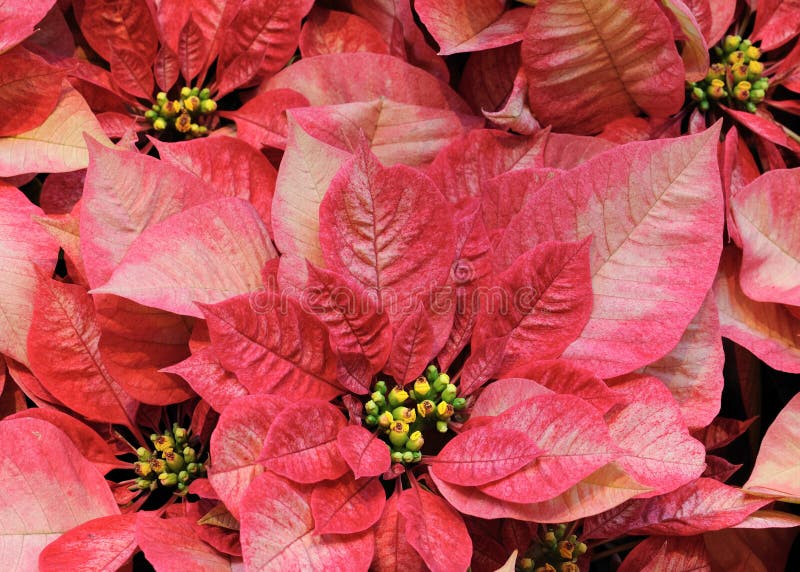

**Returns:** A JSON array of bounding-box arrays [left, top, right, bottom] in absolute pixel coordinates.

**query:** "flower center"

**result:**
[[130, 423, 207, 495], [364, 365, 467, 465], [144, 87, 218, 137], [688, 35, 769, 114], [518, 525, 588, 572]]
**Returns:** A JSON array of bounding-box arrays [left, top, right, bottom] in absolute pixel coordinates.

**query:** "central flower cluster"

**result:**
[[518, 525, 588, 572], [144, 87, 218, 137], [364, 365, 466, 465], [131, 423, 206, 495], [689, 35, 769, 113]]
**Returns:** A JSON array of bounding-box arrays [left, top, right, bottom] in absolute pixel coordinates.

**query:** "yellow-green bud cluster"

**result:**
[[144, 87, 217, 137], [130, 423, 206, 495], [364, 365, 467, 465], [689, 35, 769, 113], [518, 525, 587, 572]]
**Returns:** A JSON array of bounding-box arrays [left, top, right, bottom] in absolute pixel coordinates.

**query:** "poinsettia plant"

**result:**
[[0, 0, 799, 571]]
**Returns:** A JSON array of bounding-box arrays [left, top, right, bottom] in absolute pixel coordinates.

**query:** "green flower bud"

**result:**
[[190, 86, 200, 96], [173, 427, 188, 442], [136, 447, 151, 461], [750, 88, 765, 103], [365, 414, 378, 426], [452, 397, 467, 410], [432, 373, 450, 392], [724, 35, 741, 53], [745, 101, 758, 113], [574, 542, 587, 556], [727, 50, 745, 65], [734, 81, 751, 101], [406, 431, 424, 451], [199, 87, 211, 100], [183, 447, 196, 463], [747, 60, 764, 81], [378, 411, 394, 428], [389, 421, 409, 447], [705, 63, 726, 82], [417, 400, 435, 418], [391, 451, 404, 463], [164, 449, 185, 472], [365, 400, 380, 416], [200, 99, 217, 114], [392, 406, 416, 424], [699, 99, 711, 111], [156, 91, 168, 104], [184, 95, 201, 112], [180, 86, 192, 98], [436, 420, 448, 433], [159, 472, 179, 487], [186, 462, 199, 474], [732, 64, 749, 84], [151, 103, 161, 112], [387, 386, 409, 408], [153, 117, 167, 131], [691, 86, 705, 101], [176, 482, 187, 493], [441, 383, 457, 403], [745, 45, 761, 61], [739, 39, 752, 52], [402, 451, 415, 463], [411, 451, 422, 462], [178, 470, 190, 483], [425, 365, 439, 382], [752, 77, 770, 91], [136, 478, 153, 490], [144, 109, 158, 120], [371, 391, 386, 407], [413, 377, 431, 399], [374, 380, 388, 395], [554, 524, 567, 539], [544, 531, 557, 546]]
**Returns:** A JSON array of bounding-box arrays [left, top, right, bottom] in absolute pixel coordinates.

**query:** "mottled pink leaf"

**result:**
[[216, 0, 314, 96], [0, 0, 55, 53], [337, 425, 391, 480], [753, 0, 800, 50], [703, 454, 742, 482], [430, 426, 542, 486], [92, 198, 276, 317], [137, 514, 232, 570], [432, 462, 649, 523], [661, 0, 710, 81], [691, 416, 756, 452], [310, 473, 386, 534], [478, 395, 619, 503], [744, 392, 800, 501], [469, 378, 553, 419], [723, 106, 800, 152], [261, 399, 349, 483], [208, 394, 287, 520], [733, 510, 800, 528], [80, 139, 217, 288], [505, 360, 623, 414], [299, 8, 390, 57], [731, 168, 800, 306], [39, 169, 85, 215], [372, 491, 426, 572], [385, 305, 435, 385], [271, 114, 350, 265], [0, 83, 111, 176], [220, 88, 310, 150], [0, 417, 119, 570], [636, 292, 724, 428], [458, 44, 520, 115], [707, 0, 736, 44], [260, 52, 471, 114], [606, 377, 706, 496], [289, 98, 480, 167], [153, 136, 277, 231], [201, 293, 341, 400], [618, 536, 711, 572], [427, 129, 546, 208], [163, 346, 247, 413], [499, 126, 723, 377], [541, 132, 617, 169], [7, 408, 126, 474], [76, 0, 157, 65], [0, 187, 58, 365], [302, 263, 392, 388], [0, 47, 65, 136], [483, 68, 539, 134], [583, 478, 770, 538], [319, 144, 455, 327], [468, 239, 593, 378], [416, 1, 532, 55], [241, 472, 374, 571], [398, 484, 472, 572], [39, 514, 137, 572], [27, 274, 137, 426], [714, 246, 800, 373], [522, 0, 684, 134]]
